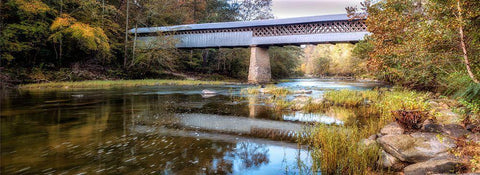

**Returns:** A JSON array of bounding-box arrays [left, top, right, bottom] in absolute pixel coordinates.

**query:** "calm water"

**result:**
[[1, 79, 382, 174]]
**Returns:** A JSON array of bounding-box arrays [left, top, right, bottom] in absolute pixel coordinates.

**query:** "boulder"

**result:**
[[377, 150, 407, 171], [377, 133, 456, 163], [360, 134, 378, 147], [423, 123, 444, 133], [422, 119, 443, 133], [403, 158, 462, 175], [442, 124, 470, 138], [436, 109, 462, 124], [466, 133, 480, 144], [380, 122, 405, 135], [291, 96, 311, 110], [312, 98, 324, 104], [466, 124, 479, 132]]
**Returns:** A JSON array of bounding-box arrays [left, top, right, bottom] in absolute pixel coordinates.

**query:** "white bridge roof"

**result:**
[[130, 14, 353, 34]]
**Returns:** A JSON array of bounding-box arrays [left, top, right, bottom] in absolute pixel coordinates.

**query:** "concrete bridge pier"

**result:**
[[248, 46, 271, 84]]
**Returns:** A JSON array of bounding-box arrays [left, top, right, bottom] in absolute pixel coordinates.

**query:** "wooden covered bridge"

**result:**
[[131, 14, 368, 83]]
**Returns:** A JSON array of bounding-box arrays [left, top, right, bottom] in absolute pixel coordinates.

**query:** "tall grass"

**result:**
[[19, 79, 235, 90], [323, 89, 364, 107], [307, 123, 381, 174], [375, 89, 431, 119], [241, 85, 292, 96], [304, 88, 431, 174]]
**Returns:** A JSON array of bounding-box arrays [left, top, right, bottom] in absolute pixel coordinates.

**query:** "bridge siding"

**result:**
[[136, 31, 368, 48], [251, 32, 369, 46]]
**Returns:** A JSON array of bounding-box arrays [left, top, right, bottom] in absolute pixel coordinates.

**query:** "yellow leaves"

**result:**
[[14, 0, 51, 14], [49, 14, 110, 55], [50, 14, 77, 31], [68, 22, 110, 53]]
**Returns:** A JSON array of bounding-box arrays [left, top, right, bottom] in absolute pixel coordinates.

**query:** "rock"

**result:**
[[422, 121, 443, 133], [428, 101, 442, 109], [466, 133, 480, 143], [368, 134, 378, 140], [442, 124, 470, 138], [436, 109, 462, 124], [377, 133, 456, 163], [466, 124, 479, 132], [312, 98, 324, 104], [259, 88, 268, 93], [293, 89, 312, 94], [291, 96, 310, 109], [361, 136, 377, 147], [377, 150, 407, 171], [201, 94, 216, 98], [432, 173, 479, 175], [202, 89, 217, 94], [403, 158, 462, 175], [381, 122, 405, 135]]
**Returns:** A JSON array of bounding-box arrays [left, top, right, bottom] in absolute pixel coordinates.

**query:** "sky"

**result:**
[[272, 0, 364, 18]]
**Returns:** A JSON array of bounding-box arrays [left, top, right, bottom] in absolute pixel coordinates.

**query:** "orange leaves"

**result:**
[[14, 0, 51, 14]]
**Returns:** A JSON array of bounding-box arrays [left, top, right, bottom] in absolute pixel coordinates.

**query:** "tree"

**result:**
[[237, 0, 273, 21], [348, 0, 479, 92], [1, 0, 52, 64]]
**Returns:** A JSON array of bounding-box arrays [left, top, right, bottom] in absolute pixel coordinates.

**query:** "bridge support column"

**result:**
[[248, 46, 271, 84]]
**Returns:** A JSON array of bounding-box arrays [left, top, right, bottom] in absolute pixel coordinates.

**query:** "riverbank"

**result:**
[[310, 90, 480, 174], [242, 86, 480, 174], [18, 79, 241, 90]]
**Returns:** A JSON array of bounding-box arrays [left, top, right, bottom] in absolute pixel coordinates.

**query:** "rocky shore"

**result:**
[[363, 104, 480, 174]]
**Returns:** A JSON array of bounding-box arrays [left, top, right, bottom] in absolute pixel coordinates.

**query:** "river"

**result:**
[[0, 79, 382, 174]]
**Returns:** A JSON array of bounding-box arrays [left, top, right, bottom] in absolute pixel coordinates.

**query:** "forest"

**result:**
[[1, 0, 298, 84], [1, 0, 479, 103]]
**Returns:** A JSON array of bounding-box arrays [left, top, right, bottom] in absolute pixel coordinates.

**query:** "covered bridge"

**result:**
[[131, 14, 368, 83]]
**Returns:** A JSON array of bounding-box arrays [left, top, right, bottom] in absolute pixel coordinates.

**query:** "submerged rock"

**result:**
[[403, 158, 462, 175], [380, 122, 404, 135], [71, 94, 84, 98], [377, 132, 456, 163], [201, 89, 217, 94]]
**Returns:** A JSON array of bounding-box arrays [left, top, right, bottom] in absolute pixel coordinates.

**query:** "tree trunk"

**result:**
[[132, 22, 138, 67], [457, 0, 479, 83], [124, 0, 130, 68], [59, 0, 63, 65]]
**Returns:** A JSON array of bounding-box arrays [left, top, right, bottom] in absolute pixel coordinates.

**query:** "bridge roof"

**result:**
[[130, 14, 354, 34]]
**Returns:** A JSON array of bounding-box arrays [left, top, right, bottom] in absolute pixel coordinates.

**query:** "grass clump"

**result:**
[[375, 89, 431, 119], [19, 79, 235, 90], [303, 88, 433, 174], [323, 90, 366, 107], [241, 85, 292, 96], [306, 123, 381, 174]]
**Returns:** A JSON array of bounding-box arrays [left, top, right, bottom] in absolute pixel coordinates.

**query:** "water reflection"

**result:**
[[1, 79, 382, 174], [283, 112, 344, 125]]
